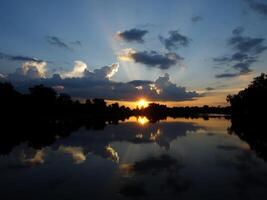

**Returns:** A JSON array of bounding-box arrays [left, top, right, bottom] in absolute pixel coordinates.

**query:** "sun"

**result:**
[[137, 98, 149, 108]]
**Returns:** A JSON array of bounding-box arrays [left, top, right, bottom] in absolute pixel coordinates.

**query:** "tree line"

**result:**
[[0, 82, 230, 121]]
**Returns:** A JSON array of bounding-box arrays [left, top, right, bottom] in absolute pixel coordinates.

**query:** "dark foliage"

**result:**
[[229, 117, 267, 161], [134, 103, 230, 122], [227, 73, 267, 161], [227, 73, 267, 117], [0, 83, 132, 119]]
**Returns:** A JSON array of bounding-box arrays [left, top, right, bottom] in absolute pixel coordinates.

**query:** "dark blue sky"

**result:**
[[0, 0, 267, 105]]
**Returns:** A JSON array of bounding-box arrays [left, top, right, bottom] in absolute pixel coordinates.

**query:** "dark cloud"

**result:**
[[231, 52, 249, 62], [206, 87, 215, 91], [119, 49, 184, 70], [0, 52, 44, 63], [116, 28, 148, 43], [217, 145, 241, 151], [46, 36, 72, 50], [132, 51, 183, 70], [215, 73, 239, 78], [232, 26, 244, 35], [232, 62, 253, 74], [214, 27, 267, 78], [214, 53, 256, 64], [191, 15, 203, 23], [128, 80, 153, 86], [72, 40, 82, 46], [243, 0, 267, 16], [228, 36, 267, 54], [159, 30, 190, 51], [58, 73, 199, 101], [213, 56, 230, 64], [130, 155, 181, 174], [4, 61, 200, 101]]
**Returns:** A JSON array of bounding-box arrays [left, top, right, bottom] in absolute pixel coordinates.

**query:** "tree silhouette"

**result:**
[[227, 73, 267, 161], [227, 73, 267, 117], [29, 85, 57, 104]]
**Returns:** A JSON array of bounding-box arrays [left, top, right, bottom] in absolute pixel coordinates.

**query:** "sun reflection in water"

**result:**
[[150, 129, 161, 141], [137, 116, 149, 125], [119, 163, 134, 177]]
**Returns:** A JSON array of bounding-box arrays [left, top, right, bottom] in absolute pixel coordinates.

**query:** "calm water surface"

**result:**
[[1, 117, 267, 200]]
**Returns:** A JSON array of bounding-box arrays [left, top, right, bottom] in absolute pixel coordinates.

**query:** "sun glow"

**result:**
[[137, 116, 149, 125], [137, 98, 149, 108]]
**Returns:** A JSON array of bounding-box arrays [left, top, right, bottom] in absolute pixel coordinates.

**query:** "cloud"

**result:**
[[61, 72, 198, 101], [232, 26, 244, 35], [128, 80, 153, 86], [58, 145, 86, 164], [0, 52, 44, 63], [159, 30, 190, 51], [116, 28, 148, 43], [62, 61, 88, 78], [232, 62, 253, 74], [72, 40, 82, 46], [191, 15, 203, 23], [0, 73, 6, 83], [118, 48, 183, 70], [0, 73, 5, 79], [214, 27, 267, 78], [215, 73, 239, 78], [61, 61, 119, 80], [213, 56, 230, 64], [231, 52, 249, 62], [206, 87, 215, 91], [4, 61, 199, 101], [243, 0, 267, 16], [8, 61, 47, 81], [105, 145, 119, 163], [228, 35, 267, 54], [90, 63, 119, 80], [46, 36, 72, 50], [52, 85, 64, 92], [22, 149, 45, 165], [217, 145, 240, 151]]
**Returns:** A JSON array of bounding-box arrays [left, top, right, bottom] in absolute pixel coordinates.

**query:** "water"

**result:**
[[1, 117, 267, 200]]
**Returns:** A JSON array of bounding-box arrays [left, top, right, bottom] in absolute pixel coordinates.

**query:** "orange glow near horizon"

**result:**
[[106, 98, 229, 109], [104, 85, 247, 108], [105, 87, 244, 109], [136, 98, 149, 108], [137, 116, 149, 125]]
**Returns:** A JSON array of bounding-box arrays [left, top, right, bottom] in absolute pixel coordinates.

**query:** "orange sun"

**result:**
[[137, 116, 149, 125], [137, 98, 149, 108]]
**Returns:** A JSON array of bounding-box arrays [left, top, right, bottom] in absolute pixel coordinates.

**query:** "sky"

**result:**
[[0, 0, 267, 107]]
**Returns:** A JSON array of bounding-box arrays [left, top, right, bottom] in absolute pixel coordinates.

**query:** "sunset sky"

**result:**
[[1, 0, 267, 107]]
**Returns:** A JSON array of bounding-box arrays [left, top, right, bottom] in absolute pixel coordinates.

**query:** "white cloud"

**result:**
[[117, 48, 137, 62], [62, 60, 88, 78], [8, 61, 47, 81], [90, 63, 119, 80], [61, 61, 119, 80]]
